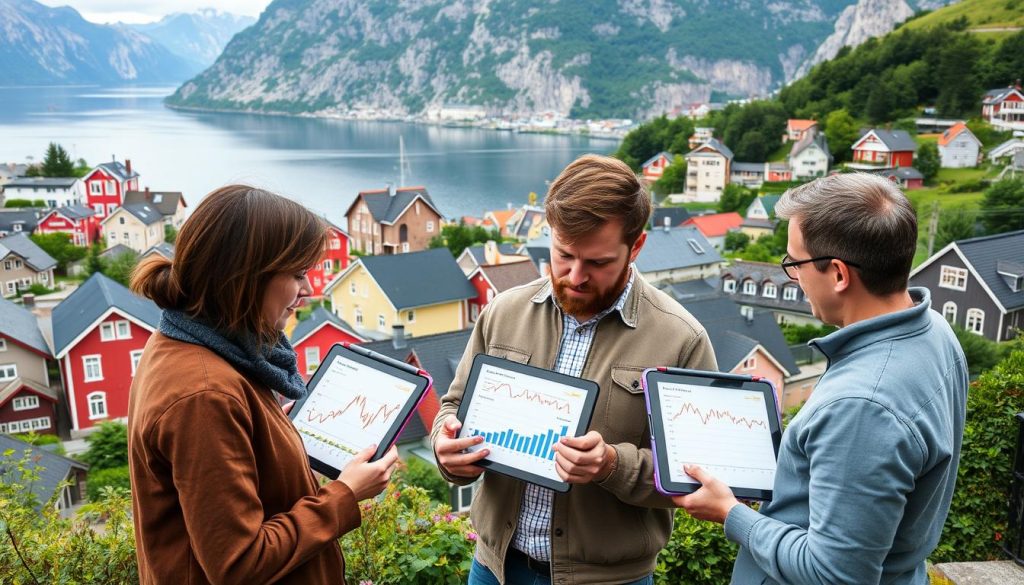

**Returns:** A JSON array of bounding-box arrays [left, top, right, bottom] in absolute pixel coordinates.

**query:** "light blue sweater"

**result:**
[[725, 287, 967, 585]]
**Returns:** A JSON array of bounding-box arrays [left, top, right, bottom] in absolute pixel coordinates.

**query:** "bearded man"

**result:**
[[432, 154, 718, 585]]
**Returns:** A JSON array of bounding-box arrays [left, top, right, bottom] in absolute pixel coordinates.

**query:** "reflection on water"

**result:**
[[0, 86, 615, 219]]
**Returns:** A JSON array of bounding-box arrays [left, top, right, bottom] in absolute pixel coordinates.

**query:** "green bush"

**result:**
[[78, 421, 128, 471], [655, 510, 738, 584], [932, 341, 1024, 562], [342, 484, 475, 584], [12, 431, 66, 456], [780, 323, 837, 345], [0, 447, 138, 584], [395, 456, 449, 504], [86, 466, 131, 502]]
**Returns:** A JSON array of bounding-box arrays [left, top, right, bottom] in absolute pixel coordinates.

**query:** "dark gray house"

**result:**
[[0, 433, 89, 511], [719, 261, 817, 326], [910, 230, 1024, 342]]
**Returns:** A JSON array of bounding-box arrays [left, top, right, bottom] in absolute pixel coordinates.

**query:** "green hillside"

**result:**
[[902, 0, 1024, 32]]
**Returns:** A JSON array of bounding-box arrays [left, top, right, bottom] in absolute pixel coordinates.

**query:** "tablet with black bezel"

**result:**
[[289, 343, 433, 479], [643, 367, 782, 501], [455, 353, 600, 493]]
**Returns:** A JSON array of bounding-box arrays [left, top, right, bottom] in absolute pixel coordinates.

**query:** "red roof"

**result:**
[[682, 212, 744, 237], [938, 122, 970, 146], [787, 119, 817, 132]]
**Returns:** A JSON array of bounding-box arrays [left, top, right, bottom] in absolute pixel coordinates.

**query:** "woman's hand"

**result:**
[[338, 445, 400, 502]]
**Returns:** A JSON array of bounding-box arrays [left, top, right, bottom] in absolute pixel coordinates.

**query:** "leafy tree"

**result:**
[[708, 101, 788, 161], [933, 206, 978, 250], [30, 232, 88, 274], [723, 230, 750, 251], [4, 199, 36, 208], [428, 222, 501, 257], [979, 178, 1024, 235], [614, 116, 695, 171], [78, 421, 129, 471], [651, 155, 687, 197], [717, 184, 755, 214], [72, 158, 91, 178], [84, 243, 105, 277], [915, 142, 940, 182], [40, 142, 75, 177], [935, 35, 982, 117], [823, 109, 861, 162], [866, 79, 896, 124], [394, 456, 449, 504], [165, 224, 178, 245], [103, 249, 140, 287], [951, 325, 1006, 378]]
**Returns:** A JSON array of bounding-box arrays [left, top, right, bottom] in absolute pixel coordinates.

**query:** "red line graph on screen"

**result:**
[[306, 395, 402, 429], [482, 381, 572, 414], [670, 402, 767, 430]]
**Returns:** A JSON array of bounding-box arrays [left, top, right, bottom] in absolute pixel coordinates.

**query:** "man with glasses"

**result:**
[[674, 173, 968, 585]]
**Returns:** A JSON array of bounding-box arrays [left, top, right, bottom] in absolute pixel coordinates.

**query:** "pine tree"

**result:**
[[41, 142, 74, 177]]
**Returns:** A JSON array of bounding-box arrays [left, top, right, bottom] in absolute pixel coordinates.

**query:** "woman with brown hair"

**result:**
[[127, 185, 398, 585]]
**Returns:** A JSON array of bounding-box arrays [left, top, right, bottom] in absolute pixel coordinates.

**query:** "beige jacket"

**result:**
[[431, 274, 717, 585]]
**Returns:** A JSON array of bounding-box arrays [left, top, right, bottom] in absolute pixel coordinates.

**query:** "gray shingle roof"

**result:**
[[99, 244, 136, 260], [96, 161, 139, 181], [464, 243, 520, 265], [52, 273, 162, 357], [642, 151, 673, 168], [0, 234, 56, 272], [683, 296, 799, 376], [662, 279, 719, 302], [4, 177, 79, 189], [290, 305, 361, 345], [124, 190, 185, 217], [0, 210, 40, 234], [520, 246, 550, 272], [478, 262, 541, 293], [731, 162, 765, 173], [870, 167, 924, 180], [141, 243, 175, 260], [116, 203, 163, 226], [0, 433, 88, 510], [650, 207, 692, 229], [51, 204, 95, 221], [956, 230, 1024, 311], [0, 296, 50, 355], [790, 130, 833, 163], [354, 187, 442, 225], [352, 248, 477, 310], [720, 261, 812, 316], [858, 129, 918, 152], [688, 138, 734, 160], [361, 328, 472, 444], [635, 226, 722, 274]]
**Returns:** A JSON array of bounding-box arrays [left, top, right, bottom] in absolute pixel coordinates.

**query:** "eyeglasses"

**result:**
[[780, 254, 862, 280]]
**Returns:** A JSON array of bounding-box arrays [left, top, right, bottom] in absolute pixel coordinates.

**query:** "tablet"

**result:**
[[643, 368, 782, 501], [455, 354, 599, 492], [289, 343, 433, 479]]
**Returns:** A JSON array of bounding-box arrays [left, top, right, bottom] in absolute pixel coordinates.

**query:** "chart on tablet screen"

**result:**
[[462, 363, 589, 482], [292, 354, 416, 469], [659, 382, 776, 490]]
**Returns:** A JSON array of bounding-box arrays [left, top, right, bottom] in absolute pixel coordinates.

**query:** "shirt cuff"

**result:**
[[724, 503, 762, 546]]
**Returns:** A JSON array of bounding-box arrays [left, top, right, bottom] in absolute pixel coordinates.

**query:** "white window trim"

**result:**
[[0, 363, 17, 382], [762, 283, 777, 298], [783, 286, 799, 301], [939, 265, 968, 291], [406, 310, 416, 323], [130, 349, 144, 376], [742, 356, 757, 370], [965, 308, 985, 335], [0, 338, 6, 351], [378, 314, 386, 330], [942, 301, 958, 324], [82, 354, 104, 382], [87, 391, 108, 420], [723, 279, 736, 293], [115, 320, 132, 339], [100, 322, 116, 341], [742, 280, 757, 296], [12, 395, 39, 411]]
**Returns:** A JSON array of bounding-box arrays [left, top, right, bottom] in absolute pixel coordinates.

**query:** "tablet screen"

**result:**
[[657, 381, 777, 491], [292, 351, 421, 472]]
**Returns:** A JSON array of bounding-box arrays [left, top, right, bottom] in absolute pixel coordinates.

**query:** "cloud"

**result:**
[[37, 1, 272, 23]]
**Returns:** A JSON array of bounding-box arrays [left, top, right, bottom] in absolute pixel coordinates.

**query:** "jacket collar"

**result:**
[[530, 265, 640, 329], [810, 286, 933, 361]]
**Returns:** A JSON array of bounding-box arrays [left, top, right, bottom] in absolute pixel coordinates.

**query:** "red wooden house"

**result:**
[[289, 306, 365, 379], [0, 297, 58, 436], [52, 273, 160, 434], [82, 159, 140, 221], [641, 152, 673, 182], [850, 129, 917, 169], [982, 83, 1024, 130], [467, 261, 540, 322], [35, 205, 100, 247], [307, 222, 350, 297]]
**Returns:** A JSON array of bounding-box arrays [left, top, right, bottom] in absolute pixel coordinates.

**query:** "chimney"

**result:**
[[145, 186, 151, 201], [21, 293, 35, 308], [125, 159, 132, 176], [392, 324, 406, 349]]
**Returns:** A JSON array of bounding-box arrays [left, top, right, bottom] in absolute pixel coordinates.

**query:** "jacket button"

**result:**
[[631, 380, 639, 389], [554, 528, 563, 537]]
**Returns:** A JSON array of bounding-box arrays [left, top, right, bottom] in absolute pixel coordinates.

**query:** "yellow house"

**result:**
[[99, 203, 165, 254], [324, 248, 475, 339]]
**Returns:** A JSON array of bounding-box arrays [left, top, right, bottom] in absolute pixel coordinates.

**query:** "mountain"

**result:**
[[166, 0, 951, 120], [0, 0, 199, 85], [130, 9, 256, 69]]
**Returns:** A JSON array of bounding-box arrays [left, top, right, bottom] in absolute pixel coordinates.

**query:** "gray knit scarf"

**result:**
[[158, 309, 308, 400]]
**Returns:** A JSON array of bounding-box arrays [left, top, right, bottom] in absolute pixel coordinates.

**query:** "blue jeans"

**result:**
[[469, 557, 654, 585]]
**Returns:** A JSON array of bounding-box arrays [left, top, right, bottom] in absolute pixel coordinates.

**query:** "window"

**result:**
[[407, 310, 415, 323], [119, 217, 125, 225], [350, 282, 356, 296], [5, 282, 15, 295], [109, 232, 117, 241], [108, 204, 117, 216], [100, 323, 116, 341], [12, 395, 38, 411], [12, 224, 21, 232], [29, 416, 50, 430], [742, 280, 757, 295], [90, 181, 102, 195], [130, 349, 144, 376], [723, 279, 736, 293], [939, 265, 968, 291], [470, 303, 480, 321], [13, 260, 21, 269], [762, 283, 777, 298], [87, 392, 107, 420], [305, 346, 320, 374], [742, 356, 757, 370], [783, 286, 799, 301], [355, 308, 363, 326], [740, 305, 754, 319], [965, 308, 985, 335], [39, 273, 48, 283], [329, 238, 341, 250], [322, 260, 331, 272], [116, 320, 131, 339], [0, 363, 17, 381], [401, 243, 410, 253], [486, 289, 495, 303], [93, 204, 104, 216], [942, 301, 958, 324], [427, 221, 435, 233], [106, 180, 115, 194], [83, 355, 103, 381], [0, 338, 7, 351], [2, 261, 9, 270], [378, 314, 386, 330]]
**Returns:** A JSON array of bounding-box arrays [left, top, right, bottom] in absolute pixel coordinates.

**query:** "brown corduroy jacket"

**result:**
[[128, 332, 359, 585]]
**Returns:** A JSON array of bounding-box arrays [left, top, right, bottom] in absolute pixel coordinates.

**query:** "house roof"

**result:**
[[787, 119, 817, 132], [486, 209, 516, 226], [49, 204, 95, 221], [0, 210, 40, 234], [141, 242, 175, 260], [741, 218, 778, 230], [520, 246, 551, 272], [124, 190, 186, 217], [0, 296, 50, 355], [347, 187, 442, 225], [0, 378, 59, 408], [362, 328, 473, 443], [95, 161, 139, 181], [790, 130, 833, 162], [855, 129, 918, 153], [0, 234, 56, 272], [52, 272, 162, 357], [720, 260, 812, 316], [731, 162, 765, 173], [662, 278, 720, 303], [4, 177, 79, 189], [642, 151, 673, 168], [990, 139, 1024, 160], [757, 195, 780, 217], [477, 262, 541, 293], [335, 248, 477, 310], [99, 244, 136, 259], [108, 203, 163, 226], [635, 226, 722, 273], [290, 305, 363, 345], [956, 230, 1024, 311], [937, 122, 980, 147], [0, 433, 89, 510], [683, 296, 799, 376], [871, 167, 924, 181], [463, 243, 521, 266], [688, 138, 734, 161], [982, 86, 1024, 104], [514, 208, 546, 239], [650, 207, 692, 229], [682, 212, 744, 238]]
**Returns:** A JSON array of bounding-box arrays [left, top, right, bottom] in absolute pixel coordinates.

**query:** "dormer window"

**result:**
[[763, 282, 777, 298], [742, 280, 757, 295], [723, 279, 736, 293]]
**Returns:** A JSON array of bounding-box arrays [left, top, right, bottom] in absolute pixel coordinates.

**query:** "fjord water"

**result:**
[[0, 86, 615, 220]]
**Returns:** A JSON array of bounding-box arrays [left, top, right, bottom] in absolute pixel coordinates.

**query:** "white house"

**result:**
[[2, 177, 82, 208], [788, 130, 832, 179], [683, 139, 733, 203], [937, 122, 982, 168]]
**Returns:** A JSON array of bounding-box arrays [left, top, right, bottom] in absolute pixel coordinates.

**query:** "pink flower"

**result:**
[[393, 490, 401, 499], [445, 513, 457, 522], [359, 581, 375, 585], [467, 532, 478, 541]]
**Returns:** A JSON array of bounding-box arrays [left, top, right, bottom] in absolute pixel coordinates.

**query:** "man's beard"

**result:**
[[551, 262, 631, 319]]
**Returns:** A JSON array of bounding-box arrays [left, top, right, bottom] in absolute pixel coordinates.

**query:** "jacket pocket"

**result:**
[[602, 365, 649, 444], [489, 345, 531, 365]]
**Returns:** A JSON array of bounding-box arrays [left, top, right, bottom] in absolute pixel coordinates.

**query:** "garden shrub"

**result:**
[[394, 456, 449, 504], [656, 510, 739, 584], [85, 466, 131, 502]]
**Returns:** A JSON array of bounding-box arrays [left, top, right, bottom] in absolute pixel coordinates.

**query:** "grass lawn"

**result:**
[[766, 142, 791, 163], [915, 134, 941, 146], [902, 0, 1024, 31]]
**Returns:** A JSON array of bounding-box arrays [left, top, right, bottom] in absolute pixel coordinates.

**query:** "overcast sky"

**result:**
[[37, 1, 274, 24]]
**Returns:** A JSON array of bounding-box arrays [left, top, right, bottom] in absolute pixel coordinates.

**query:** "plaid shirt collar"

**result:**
[[532, 266, 637, 328]]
